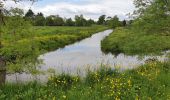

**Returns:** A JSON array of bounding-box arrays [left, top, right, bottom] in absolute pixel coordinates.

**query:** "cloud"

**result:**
[[3, 0, 135, 20]]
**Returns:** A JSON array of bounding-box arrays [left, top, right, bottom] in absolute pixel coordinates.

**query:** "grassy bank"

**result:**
[[0, 60, 170, 100], [101, 27, 170, 55], [0, 25, 108, 73]]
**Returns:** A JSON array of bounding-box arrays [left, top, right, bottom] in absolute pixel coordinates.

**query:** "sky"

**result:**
[[4, 0, 135, 20]]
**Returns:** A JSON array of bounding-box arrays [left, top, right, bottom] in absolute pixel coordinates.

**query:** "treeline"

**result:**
[[24, 9, 128, 27]]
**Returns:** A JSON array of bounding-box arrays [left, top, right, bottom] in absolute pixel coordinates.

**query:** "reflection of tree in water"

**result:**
[[0, 57, 6, 85]]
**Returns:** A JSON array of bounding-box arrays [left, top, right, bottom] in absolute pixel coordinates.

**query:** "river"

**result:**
[[6, 29, 167, 82]]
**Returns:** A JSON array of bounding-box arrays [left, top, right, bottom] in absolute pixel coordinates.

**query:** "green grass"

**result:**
[[0, 61, 170, 100], [0, 25, 108, 73], [101, 27, 170, 55], [1, 25, 170, 100]]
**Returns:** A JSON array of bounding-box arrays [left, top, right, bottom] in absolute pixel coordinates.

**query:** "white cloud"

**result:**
[[3, 0, 135, 20]]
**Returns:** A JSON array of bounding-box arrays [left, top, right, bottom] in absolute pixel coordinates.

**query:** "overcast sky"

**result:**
[[4, 0, 135, 20]]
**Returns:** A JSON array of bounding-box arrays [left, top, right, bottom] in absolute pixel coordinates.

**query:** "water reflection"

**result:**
[[5, 30, 168, 83]]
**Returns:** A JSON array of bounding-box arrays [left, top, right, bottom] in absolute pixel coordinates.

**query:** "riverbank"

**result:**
[[0, 25, 108, 73], [1, 60, 170, 99], [101, 27, 170, 55], [1, 26, 170, 99]]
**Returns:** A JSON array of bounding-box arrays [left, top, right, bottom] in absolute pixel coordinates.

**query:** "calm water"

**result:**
[[6, 29, 167, 82]]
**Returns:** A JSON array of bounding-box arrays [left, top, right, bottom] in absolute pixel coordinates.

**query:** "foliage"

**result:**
[[0, 61, 169, 99], [25, 11, 96, 26], [97, 15, 106, 25], [106, 16, 122, 29], [101, 27, 170, 55], [45, 15, 65, 26], [65, 18, 75, 26], [132, 0, 170, 34], [33, 12, 46, 26], [1, 25, 108, 73], [25, 9, 34, 19], [74, 15, 91, 26], [102, 0, 170, 55]]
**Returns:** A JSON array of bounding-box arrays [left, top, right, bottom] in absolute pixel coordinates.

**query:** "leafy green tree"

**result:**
[[0, 7, 40, 74], [107, 16, 121, 28], [46, 15, 55, 26], [0, 0, 37, 50], [97, 15, 106, 25], [75, 15, 87, 26], [34, 12, 46, 26], [37, 12, 43, 17], [25, 9, 34, 18], [24, 9, 35, 24], [46, 15, 64, 26], [87, 19, 95, 26], [0, 0, 39, 76], [133, 0, 170, 34], [65, 18, 75, 26], [122, 20, 126, 26], [54, 15, 65, 26]]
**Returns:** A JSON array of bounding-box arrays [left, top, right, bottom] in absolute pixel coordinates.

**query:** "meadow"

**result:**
[[1, 0, 170, 99], [0, 60, 169, 100], [0, 25, 108, 73], [101, 27, 170, 55], [1, 25, 170, 100]]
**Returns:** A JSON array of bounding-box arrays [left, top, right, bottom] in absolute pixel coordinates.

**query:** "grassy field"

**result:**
[[1, 26, 170, 100], [101, 27, 170, 55], [0, 25, 108, 73], [0, 60, 170, 100]]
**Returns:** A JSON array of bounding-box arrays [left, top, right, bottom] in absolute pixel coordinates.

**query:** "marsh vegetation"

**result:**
[[0, 0, 170, 99]]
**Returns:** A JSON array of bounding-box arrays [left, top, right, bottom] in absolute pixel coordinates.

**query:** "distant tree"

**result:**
[[25, 9, 34, 18], [122, 20, 126, 26], [87, 19, 95, 26], [54, 15, 64, 26], [37, 12, 43, 17], [46, 15, 55, 26], [0, 0, 37, 24], [105, 16, 112, 25], [34, 12, 46, 26], [46, 15, 64, 26], [65, 18, 75, 26], [97, 15, 106, 25], [107, 15, 121, 28], [24, 9, 35, 24], [75, 15, 87, 26]]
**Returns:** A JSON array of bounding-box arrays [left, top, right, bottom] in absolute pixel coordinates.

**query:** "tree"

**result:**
[[87, 19, 95, 26], [54, 15, 64, 26], [132, 0, 170, 33], [97, 15, 106, 25], [107, 15, 121, 28], [75, 15, 88, 26], [122, 20, 126, 26], [34, 12, 46, 26], [25, 9, 34, 18], [46, 15, 55, 26], [0, 0, 37, 48], [46, 15, 65, 26], [37, 12, 43, 17], [65, 18, 75, 26], [0, 0, 37, 25], [0, 0, 38, 78]]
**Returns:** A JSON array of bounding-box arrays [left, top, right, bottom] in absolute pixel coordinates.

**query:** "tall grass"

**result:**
[[1, 61, 170, 100], [101, 27, 170, 55], [0, 25, 108, 73]]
